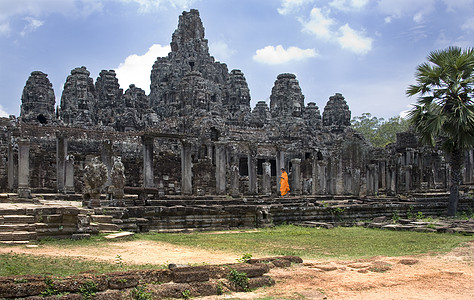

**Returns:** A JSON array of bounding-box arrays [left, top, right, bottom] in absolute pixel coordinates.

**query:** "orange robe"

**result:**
[[280, 171, 290, 196]]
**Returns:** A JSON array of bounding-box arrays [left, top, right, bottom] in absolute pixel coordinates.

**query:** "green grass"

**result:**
[[0, 252, 162, 277], [1, 225, 471, 277], [137, 225, 472, 259]]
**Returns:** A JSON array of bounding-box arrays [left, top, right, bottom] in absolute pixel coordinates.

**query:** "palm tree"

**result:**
[[406, 46, 474, 216]]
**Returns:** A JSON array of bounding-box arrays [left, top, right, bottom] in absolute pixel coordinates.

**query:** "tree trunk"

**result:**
[[447, 148, 464, 216]]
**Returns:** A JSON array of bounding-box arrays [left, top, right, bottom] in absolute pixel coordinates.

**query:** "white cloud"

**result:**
[[462, 17, 474, 31], [0, 105, 9, 118], [210, 41, 236, 61], [278, 0, 314, 15], [0, 0, 102, 36], [329, 0, 369, 11], [384, 16, 392, 24], [20, 17, 44, 36], [300, 7, 335, 40], [300, 7, 374, 55], [253, 45, 317, 65], [120, 0, 197, 12], [115, 44, 171, 93], [0, 0, 100, 21], [413, 12, 424, 23], [377, 0, 435, 21], [442, 0, 474, 12], [337, 24, 373, 55], [0, 22, 10, 35]]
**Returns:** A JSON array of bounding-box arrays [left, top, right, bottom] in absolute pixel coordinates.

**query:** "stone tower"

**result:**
[[269, 73, 305, 118], [322, 93, 351, 127], [60, 66, 96, 126], [116, 84, 149, 131], [224, 69, 251, 123], [149, 9, 249, 121], [20, 71, 56, 124], [95, 70, 123, 127], [304, 102, 322, 129]]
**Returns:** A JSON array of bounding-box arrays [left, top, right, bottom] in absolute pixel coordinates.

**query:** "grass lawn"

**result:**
[[138, 225, 472, 259], [0, 225, 471, 277]]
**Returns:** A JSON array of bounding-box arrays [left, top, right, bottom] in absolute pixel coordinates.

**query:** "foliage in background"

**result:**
[[351, 113, 409, 148], [406, 46, 474, 216]]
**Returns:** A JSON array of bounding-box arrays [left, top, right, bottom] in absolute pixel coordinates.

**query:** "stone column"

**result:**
[[230, 158, 240, 197], [7, 139, 17, 191], [291, 158, 302, 195], [335, 157, 344, 194], [311, 157, 318, 195], [387, 165, 397, 196], [313, 160, 327, 195], [17, 139, 31, 198], [327, 157, 337, 195], [262, 161, 271, 195], [64, 155, 75, 194], [215, 144, 226, 195], [378, 161, 386, 191], [247, 149, 257, 194], [142, 136, 154, 188], [353, 168, 361, 196], [101, 140, 113, 186], [56, 134, 67, 193], [366, 164, 373, 195], [181, 140, 193, 195], [405, 165, 412, 192], [374, 164, 379, 195], [344, 169, 352, 195]]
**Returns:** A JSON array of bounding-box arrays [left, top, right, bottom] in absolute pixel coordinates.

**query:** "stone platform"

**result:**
[[0, 191, 473, 243]]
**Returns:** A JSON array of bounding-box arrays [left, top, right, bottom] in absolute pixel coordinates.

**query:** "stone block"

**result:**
[[0, 281, 46, 298], [98, 223, 120, 232], [172, 270, 209, 283], [107, 275, 139, 289]]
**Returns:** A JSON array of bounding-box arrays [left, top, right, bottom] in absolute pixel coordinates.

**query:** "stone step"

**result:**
[[96, 223, 120, 232], [2, 215, 35, 224], [0, 224, 36, 232], [0, 240, 31, 245], [0, 231, 37, 241], [0, 208, 27, 215], [91, 215, 113, 223]]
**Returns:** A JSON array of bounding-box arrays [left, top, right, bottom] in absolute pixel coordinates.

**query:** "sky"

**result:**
[[0, 0, 473, 120]]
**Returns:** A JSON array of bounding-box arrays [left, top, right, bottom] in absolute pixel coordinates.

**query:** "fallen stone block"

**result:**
[[104, 231, 134, 239]]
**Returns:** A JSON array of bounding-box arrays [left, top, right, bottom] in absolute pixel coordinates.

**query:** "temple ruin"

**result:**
[[0, 10, 473, 239]]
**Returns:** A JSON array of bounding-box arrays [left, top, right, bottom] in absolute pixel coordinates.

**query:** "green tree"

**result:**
[[406, 46, 474, 216], [352, 113, 408, 148]]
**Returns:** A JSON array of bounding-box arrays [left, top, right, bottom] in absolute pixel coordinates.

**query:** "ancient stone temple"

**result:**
[[1, 9, 473, 233]]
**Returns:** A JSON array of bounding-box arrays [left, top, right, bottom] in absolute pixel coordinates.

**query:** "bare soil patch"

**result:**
[[1, 239, 473, 299]]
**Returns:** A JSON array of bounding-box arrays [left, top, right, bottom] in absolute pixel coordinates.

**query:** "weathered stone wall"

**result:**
[[0, 258, 290, 299], [0, 118, 11, 191]]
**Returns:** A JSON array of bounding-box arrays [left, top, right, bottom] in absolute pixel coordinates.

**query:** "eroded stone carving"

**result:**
[[60, 66, 95, 126], [83, 157, 108, 208], [109, 156, 125, 204], [322, 93, 351, 127], [20, 71, 56, 124]]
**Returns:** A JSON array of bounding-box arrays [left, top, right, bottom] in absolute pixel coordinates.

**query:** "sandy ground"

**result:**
[[1, 238, 473, 299]]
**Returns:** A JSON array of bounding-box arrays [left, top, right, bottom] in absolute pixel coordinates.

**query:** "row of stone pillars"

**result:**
[[9, 136, 312, 198]]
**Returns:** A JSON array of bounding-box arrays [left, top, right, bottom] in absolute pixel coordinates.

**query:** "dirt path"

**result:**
[[1, 239, 473, 299]]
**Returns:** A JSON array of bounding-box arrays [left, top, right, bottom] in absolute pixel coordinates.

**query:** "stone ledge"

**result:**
[[0, 256, 299, 299]]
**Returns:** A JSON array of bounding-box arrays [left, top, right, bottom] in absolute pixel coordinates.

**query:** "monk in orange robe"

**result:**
[[280, 168, 290, 196]]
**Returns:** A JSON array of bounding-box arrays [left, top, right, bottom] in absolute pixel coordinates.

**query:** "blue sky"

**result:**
[[0, 0, 473, 119]]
